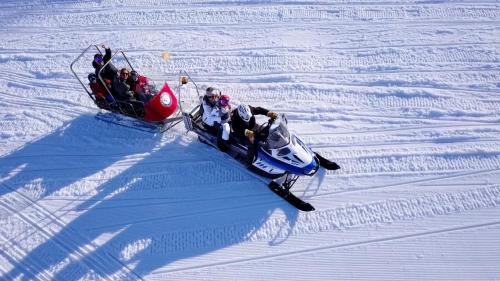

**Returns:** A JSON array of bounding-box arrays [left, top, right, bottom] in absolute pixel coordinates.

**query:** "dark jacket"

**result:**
[[93, 47, 118, 82], [111, 76, 134, 101], [230, 106, 270, 139]]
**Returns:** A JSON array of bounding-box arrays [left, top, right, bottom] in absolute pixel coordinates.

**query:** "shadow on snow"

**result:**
[[0, 115, 301, 280]]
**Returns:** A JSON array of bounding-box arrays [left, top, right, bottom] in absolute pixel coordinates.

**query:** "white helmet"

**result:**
[[237, 104, 252, 122]]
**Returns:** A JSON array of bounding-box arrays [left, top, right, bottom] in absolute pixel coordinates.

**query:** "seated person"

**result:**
[[111, 68, 135, 102], [88, 73, 113, 106], [230, 104, 277, 145], [230, 104, 278, 166], [128, 70, 156, 103], [202, 87, 231, 151]]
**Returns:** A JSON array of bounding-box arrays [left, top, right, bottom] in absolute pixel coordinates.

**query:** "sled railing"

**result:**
[[70, 44, 103, 103], [97, 49, 141, 117], [70, 45, 183, 134], [176, 70, 204, 133]]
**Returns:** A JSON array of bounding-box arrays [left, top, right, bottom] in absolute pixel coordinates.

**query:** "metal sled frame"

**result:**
[[70, 44, 182, 133]]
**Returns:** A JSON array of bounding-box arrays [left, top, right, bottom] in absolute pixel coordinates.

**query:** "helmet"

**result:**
[[237, 104, 252, 122], [218, 95, 230, 107], [88, 73, 97, 83], [130, 70, 138, 81], [94, 54, 103, 64], [205, 87, 221, 97]]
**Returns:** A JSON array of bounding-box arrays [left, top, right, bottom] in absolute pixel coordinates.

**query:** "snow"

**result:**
[[1, 0, 499, 280]]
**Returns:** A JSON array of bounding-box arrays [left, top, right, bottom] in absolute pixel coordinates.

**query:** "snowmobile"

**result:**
[[70, 45, 182, 133], [177, 71, 340, 211]]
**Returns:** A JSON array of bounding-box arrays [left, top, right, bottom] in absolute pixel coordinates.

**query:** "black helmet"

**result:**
[[88, 73, 97, 83], [130, 70, 138, 81]]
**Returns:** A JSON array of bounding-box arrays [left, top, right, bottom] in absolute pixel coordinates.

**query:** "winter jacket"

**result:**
[[93, 47, 118, 82], [230, 106, 270, 139], [202, 96, 225, 126], [111, 76, 134, 101], [89, 82, 107, 99]]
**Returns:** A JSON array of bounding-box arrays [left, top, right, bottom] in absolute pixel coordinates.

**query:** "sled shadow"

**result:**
[[0, 114, 159, 199], [1, 118, 300, 280]]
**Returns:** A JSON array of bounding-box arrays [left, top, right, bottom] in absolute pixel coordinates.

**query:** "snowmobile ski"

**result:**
[[268, 181, 315, 212], [315, 153, 341, 170]]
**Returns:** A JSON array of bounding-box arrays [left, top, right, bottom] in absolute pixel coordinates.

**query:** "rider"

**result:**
[[128, 70, 156, 103], [202, 87, 231, 151], [88, 73, 113, 105], [231, 104, 278, 144], [92, 44, 118, 82], [230, 104, 278, 166], [110, 68, 136, 102]]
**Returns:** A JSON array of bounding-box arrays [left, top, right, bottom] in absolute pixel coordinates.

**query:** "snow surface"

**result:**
[[1, 0, 499, 280]]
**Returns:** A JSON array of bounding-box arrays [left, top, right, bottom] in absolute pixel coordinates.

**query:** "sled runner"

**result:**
[[70, 44, 182, 133]]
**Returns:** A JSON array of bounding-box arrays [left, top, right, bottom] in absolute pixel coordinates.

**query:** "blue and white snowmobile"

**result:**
[[177, 71, 340, 211]]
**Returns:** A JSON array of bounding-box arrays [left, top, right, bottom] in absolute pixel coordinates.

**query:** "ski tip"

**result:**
[[300, 204, 315, 212]]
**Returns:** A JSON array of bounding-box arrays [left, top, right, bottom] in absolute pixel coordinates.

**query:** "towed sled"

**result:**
[[178, 71, 340, 211], [70, 45, 182, 133]]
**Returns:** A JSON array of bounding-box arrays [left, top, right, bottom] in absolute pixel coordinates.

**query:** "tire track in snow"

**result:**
[[328, 153, 500, 176], [154, 219, 500, 275], [3, 5, 498, 28], [93, 169, 500, 252], [138, 185, 500, 273]]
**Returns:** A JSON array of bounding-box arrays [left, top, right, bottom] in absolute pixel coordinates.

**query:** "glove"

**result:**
[[244, 129, 255, 143], [101, 44, 108, 49], [267, 111, 278, 120]]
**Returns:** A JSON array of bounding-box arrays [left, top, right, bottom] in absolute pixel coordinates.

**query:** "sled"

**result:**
[[70, 44, 182, 133]]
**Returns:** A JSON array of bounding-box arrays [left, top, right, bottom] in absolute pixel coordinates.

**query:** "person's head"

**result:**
[[218, 94, 230, 107], [88, 73, 97, 84], [93, 54, 104, 67], [120, 68, 130, 80], [130, 70, 139, 82], [237, 104, 252, 123], [205, 87, 220, 104]]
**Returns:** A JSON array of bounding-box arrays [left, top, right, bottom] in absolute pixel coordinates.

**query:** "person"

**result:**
[[230, 104, 278, 166], [128, 70, 155, 103], [92, 44, 118, 82], [201, 87, 231, 151], [88, 73, 114, 105], [111, 68, 135, 101], [230, 104, 278, 144]]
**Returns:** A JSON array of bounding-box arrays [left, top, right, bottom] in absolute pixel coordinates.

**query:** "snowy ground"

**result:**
[[1, 1, 499, 280]]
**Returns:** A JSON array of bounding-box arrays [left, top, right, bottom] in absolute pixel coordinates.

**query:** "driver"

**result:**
[[230, 104, 278, 166], [231, 104, 278, 144]]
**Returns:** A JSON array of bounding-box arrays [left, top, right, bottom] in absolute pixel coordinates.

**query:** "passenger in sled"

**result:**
[[109, 67, 150, 117], [92, 44, 118, 83], [128, 70, 156, 103], [87, 73, 114, 109]]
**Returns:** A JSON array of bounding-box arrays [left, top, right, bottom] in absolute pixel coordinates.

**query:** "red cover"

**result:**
[[143, 83, 178, 122]]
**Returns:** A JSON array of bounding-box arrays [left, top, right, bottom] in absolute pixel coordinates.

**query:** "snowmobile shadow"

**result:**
[[2, 126, 300, 280]]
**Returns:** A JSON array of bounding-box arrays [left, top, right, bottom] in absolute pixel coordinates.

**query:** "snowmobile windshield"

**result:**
[[267, 121, 290, 149]]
